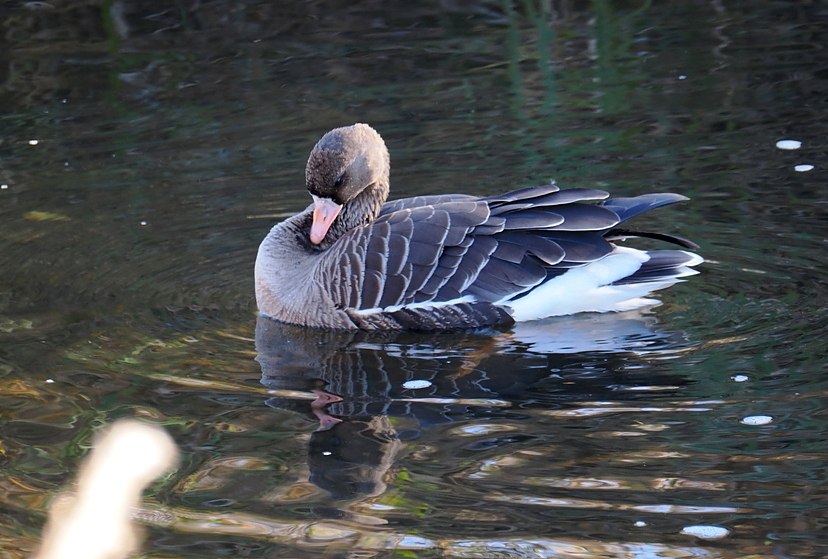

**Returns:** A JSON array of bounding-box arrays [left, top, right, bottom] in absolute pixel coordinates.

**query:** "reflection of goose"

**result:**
[[308, 417, 401, 500], [255, 316, 691, 499], [256, 314, 690, 424], [255, 123, 702, 330], [506, 311, 668, 355]]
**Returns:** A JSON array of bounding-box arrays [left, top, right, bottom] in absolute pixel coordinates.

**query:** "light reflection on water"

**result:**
[[2, 0, 828, 558]]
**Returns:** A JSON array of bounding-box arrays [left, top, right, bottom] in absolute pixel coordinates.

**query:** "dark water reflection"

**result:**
[[257, 314, 692, 427], [256, 315, 693, 497], [2, 0, 828, 558]]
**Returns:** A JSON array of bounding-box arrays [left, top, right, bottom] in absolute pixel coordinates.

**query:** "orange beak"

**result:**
[[310, 197, 342, 244]]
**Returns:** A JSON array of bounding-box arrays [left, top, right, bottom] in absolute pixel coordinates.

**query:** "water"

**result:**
[[2, 1, 827, 557]]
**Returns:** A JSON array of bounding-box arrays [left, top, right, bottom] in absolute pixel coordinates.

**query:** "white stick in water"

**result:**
[[34, 420, 178, 559]]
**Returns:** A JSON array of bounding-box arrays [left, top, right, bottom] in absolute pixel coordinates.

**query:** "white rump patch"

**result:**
[[506, 247, 697, 321]]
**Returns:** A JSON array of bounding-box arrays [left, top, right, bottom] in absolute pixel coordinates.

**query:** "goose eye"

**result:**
[[333, 175, 345, 188]]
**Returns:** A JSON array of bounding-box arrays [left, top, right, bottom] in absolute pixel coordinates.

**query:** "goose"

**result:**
[[255, 123, 702, 331]]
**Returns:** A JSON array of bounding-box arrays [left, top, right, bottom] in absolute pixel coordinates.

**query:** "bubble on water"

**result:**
[[680, 525, 729, 539], [741, 415, 772, 426], [775, 140, 801, 150], [403, 380, 432, 389]]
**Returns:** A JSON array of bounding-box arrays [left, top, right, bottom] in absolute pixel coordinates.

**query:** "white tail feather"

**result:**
[[505, 247, 698, 321]]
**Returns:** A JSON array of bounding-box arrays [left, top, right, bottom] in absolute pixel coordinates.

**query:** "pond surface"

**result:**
[[2, 1, 827, 558]]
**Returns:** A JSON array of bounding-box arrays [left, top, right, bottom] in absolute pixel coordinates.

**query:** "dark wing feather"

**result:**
[[332, 241, 363, 309], [381, 194, 475, 214], [361, 225, 389, 308], [490, 239, 531, 264], [316, 185, 693, 329], [490, 232, 566, 265], [604, 228, 699, 250], [431, 235, 497, 300], [500, 210, 566, 230], [599, 193, 688, 222], [470, 219, 506, 235], [472, 261, 542, 299], [527, 187, 610, 206], [318, 198, 492, 315], [599, 193, 696, 249], [483, 182, 561, 204], [543, 203, 620, 231], [386, 232, 409, 275], [538, 231, 614, 262]]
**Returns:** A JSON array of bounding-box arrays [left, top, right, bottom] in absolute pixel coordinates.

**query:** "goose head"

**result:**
[[305, 123, 390, 245]]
